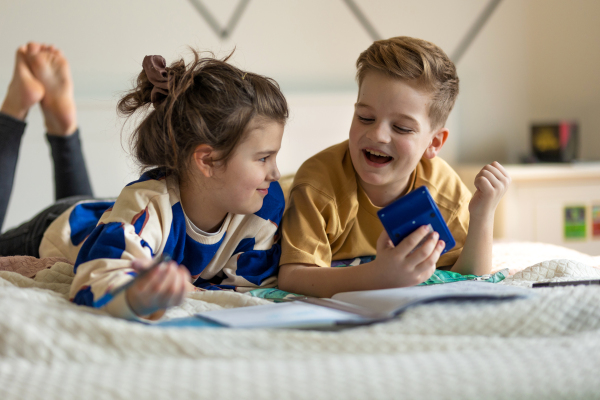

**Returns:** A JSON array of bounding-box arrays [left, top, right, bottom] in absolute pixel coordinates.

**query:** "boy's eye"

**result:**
[[259, 156, 268, 162], [394, 126, 413, 133], [358, 116, 374, 123]]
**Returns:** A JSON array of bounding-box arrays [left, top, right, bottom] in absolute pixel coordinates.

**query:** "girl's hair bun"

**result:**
[[142, 55, 170, 105], [117, 49, 288, 179]]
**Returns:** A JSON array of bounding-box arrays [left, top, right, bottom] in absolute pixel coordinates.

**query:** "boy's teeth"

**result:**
[[366, 149, 388, 157]]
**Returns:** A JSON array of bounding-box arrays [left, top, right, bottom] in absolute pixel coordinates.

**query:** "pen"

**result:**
[[93, 254, 173, 308], [108, 253, 172, 298], [532, 279, 600, 288]]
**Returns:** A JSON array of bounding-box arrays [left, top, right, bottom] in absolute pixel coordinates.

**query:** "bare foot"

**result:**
[[26, 43, 77, 136], [0, 45, 45, 121]]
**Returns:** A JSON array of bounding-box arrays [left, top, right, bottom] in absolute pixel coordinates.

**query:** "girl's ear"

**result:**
[[193, 144, 216, 177], [424, 128, 449, 159]]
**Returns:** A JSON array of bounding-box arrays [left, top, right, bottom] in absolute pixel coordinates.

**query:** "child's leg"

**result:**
[[0, 196, 88, 257], [0, 45, 45, 231], [0, 43, 95, 257], [0, 114, 26, 233], [46, 131, 94, 200], [25, 43, 93, 201]]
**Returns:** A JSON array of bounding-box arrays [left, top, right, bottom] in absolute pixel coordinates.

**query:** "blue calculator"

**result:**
[[377, 186, 455, 254]]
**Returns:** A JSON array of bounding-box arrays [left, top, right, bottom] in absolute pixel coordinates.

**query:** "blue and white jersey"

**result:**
[[39, 170, 284, 320]]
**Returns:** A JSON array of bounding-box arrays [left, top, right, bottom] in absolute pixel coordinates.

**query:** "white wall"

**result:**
[[455, 0, 531, 164], [456, 0, 600, 164], [2, 0, 599, 229], [527, 0, 600, 161], [0, 0, 486, 95]]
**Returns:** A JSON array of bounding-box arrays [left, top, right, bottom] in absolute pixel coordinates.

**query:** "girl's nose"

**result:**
[[269, 163, 281, 182]]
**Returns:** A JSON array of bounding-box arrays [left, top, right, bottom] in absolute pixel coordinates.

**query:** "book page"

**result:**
[[198, 301, 368, 329], [331, 281, 531, 317]]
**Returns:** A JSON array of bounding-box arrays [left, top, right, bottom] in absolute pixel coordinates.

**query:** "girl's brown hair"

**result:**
[[356, 36, 459, 130], [118, 50, 288, 178]]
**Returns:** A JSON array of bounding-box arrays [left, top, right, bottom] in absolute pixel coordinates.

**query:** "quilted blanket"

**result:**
[[1, 242, 600, 400]]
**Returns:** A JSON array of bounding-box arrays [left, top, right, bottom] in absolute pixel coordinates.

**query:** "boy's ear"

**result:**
[[193, 144, 216, 177], [423, 128, 449, 159]]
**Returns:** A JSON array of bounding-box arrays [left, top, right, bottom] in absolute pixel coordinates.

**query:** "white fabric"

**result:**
[[185, 212, 223, 236], [1, 242, 600, 400]]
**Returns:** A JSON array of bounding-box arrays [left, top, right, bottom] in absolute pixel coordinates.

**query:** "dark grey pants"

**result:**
[[0, 112, 94, 256], [0, 196, 89, 257]]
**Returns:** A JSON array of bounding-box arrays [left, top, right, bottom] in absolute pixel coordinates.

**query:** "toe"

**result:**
[[26, 42, 41, 55], [16, 45, 27, 56]]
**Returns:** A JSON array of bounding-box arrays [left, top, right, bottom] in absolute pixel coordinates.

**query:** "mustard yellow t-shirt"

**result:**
[[280, 140, 471, 268]]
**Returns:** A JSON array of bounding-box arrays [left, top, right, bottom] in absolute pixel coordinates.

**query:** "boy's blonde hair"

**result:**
[[356, 36, 459, 130]]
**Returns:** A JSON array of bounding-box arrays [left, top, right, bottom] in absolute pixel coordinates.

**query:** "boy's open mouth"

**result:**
[[363, 149, 393, 165]]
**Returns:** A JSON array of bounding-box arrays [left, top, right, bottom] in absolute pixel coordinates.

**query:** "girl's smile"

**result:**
[[209, 117, 283, 217]]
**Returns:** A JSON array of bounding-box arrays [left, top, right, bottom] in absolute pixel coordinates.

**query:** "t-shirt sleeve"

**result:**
[[280, 184, 339, 268]]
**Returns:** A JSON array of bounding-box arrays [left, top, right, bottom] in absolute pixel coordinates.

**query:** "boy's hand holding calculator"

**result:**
[[378, 186, 455, 254], [371, 187, 455, 287]]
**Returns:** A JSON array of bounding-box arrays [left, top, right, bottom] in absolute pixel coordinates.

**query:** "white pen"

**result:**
[[108, 253, 172, 298]]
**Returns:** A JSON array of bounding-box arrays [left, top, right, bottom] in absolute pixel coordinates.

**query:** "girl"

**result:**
[[13, 49, 289, 320]]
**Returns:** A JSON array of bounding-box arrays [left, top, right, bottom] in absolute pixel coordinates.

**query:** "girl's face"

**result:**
[[212, 117, 283, 215]]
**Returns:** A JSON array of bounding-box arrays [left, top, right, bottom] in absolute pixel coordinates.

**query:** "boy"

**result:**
[[278, 36, 510, 298]]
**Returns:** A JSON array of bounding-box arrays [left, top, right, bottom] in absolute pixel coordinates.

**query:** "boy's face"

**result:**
[[348, 71, 447, 206]]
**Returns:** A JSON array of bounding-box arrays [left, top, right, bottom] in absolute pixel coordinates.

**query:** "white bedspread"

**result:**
[[1, 242, 600, 400]]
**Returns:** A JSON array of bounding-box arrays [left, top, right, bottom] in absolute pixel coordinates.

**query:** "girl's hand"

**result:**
[[125, 258, 191, 319], [469, 162, 511, 220], [373, 225, 444, 288]]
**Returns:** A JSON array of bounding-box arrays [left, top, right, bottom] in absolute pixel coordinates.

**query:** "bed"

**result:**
[[1, 241, 600, 400]]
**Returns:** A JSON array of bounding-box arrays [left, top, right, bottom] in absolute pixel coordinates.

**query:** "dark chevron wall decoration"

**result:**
[[341, 0, 382, 41], [188, 0, 251, 39], [187, 0, 503, 64]]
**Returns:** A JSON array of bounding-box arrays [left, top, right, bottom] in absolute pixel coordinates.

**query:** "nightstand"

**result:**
[[456, 163, 600, 255]]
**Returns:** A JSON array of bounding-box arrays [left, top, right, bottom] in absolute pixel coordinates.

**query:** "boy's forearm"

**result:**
[[279, 262, 390, 298], [450, 215, 494, 276]]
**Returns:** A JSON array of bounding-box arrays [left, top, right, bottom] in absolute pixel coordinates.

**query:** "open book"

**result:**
[[156, 281, 532, 329]]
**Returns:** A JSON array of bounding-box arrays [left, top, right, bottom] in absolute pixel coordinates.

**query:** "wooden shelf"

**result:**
[[456, 163, 600, 256]]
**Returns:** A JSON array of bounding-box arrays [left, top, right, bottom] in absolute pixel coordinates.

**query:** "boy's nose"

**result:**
[[366, 122, 391, 143]]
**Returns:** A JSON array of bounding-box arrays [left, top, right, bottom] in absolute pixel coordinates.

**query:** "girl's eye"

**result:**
[[358, 116, 374, 123], [259, 157, 268, 162]]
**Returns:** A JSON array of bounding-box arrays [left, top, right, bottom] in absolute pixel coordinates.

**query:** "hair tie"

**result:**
[[142, 55, 170, 105]]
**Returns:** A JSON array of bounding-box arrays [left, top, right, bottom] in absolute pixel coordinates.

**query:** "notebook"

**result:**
[[155, 281, 531, 329]]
